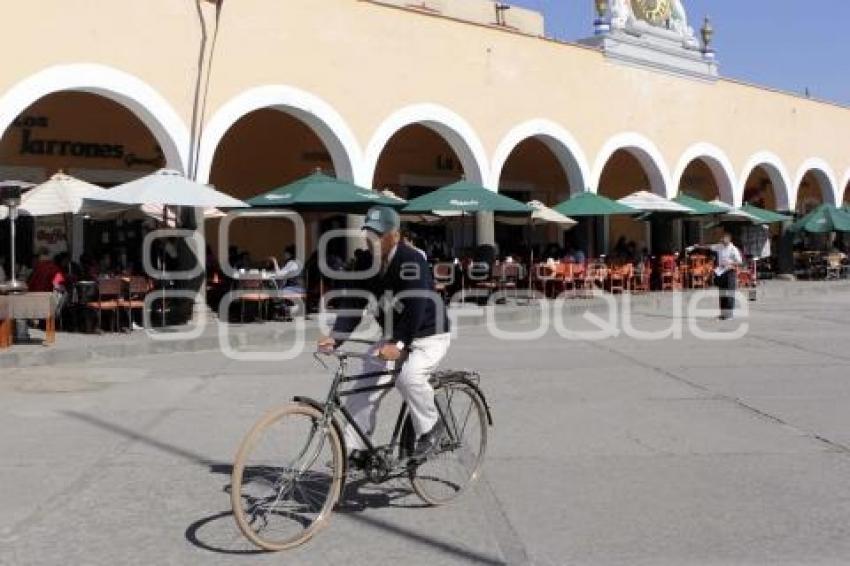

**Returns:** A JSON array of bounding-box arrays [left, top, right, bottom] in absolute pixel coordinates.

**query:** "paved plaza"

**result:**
[[1, 285, 850, 565]]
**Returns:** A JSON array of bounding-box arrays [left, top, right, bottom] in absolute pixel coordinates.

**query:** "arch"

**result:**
[[792, 158, 838, 207], [0, 63, 189, 172], [738, 151, 792, 210], [196, 85, 362, 185], [590, 132, 673, 198], [490, 119, 590, 194], [363, 103, 488, 187], [673, 142, 737, 205]]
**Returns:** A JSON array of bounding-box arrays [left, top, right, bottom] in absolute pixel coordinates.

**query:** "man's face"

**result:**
[[367, 229, 400, 259], [722, 234, 732, 245]]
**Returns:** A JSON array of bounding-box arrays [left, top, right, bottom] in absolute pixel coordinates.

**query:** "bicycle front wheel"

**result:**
[[410, 381, 488, 505], [231, 403, 343, 551]]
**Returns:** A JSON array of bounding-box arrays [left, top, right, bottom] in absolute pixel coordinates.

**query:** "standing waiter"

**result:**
[[691, 232, 743, 320], [318, 206, 451, 462]]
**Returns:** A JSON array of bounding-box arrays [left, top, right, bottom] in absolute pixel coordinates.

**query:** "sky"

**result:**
[[509, 1, 850, 106]]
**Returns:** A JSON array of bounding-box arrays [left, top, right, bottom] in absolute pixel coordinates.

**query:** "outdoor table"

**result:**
[[0, 292, 57, 345]]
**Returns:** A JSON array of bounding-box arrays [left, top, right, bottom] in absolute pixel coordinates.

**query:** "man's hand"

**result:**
[[378, 343, 402, 361], [317, 335, 336, 353]]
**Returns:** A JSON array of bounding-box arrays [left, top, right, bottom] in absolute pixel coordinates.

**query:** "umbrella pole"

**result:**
[[8, 207, 18, 288], [526, 215, 534, 305], [161, 205, 167, 328], [461, 212, 466, 304]]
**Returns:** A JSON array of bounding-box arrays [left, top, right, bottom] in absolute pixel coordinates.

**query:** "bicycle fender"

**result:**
[[431, 372, 494, 427]]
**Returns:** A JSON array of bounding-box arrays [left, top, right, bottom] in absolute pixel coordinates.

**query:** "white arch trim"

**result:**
[[590, 132, 673, 198], [672, 142, 737, 205], [738, 151, 792, 210], [792, 158, 838, 207], [842, 168, 850, 204], [362, 103, 489, 188], [0, 63, 189, 173], [196, 85, 362, 185], [490, 119, 590, 197]]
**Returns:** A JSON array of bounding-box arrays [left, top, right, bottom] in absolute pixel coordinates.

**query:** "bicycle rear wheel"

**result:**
[[231, 403, 343, 551], [410, 380, 488, 505]]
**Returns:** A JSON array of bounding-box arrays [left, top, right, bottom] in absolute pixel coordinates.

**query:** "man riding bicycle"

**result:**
[[318, 206, 451, 463]]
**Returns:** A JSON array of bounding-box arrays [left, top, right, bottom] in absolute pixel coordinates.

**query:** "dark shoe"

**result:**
[[411, 420, 446, 460], [348, 449, 368, 471]]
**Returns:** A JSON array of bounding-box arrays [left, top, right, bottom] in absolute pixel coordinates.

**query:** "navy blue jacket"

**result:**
[[331, 243, 449, 346]]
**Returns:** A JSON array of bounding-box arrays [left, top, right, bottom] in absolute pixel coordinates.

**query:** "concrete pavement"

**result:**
[[1, 285, 849, 565]]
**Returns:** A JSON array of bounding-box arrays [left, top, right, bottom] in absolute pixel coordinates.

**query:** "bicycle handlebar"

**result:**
[[316, 349, 377, 361]]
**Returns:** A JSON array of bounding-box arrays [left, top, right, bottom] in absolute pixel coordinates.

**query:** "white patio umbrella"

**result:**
[[88, 169, 247, 327], [617, 191, 694, 256], [17, 173, 125, 217], [617, 191, 694, 214], [495, 200, 577, 228], [12, 173, 131, 261], [99, 169, 247, 209], [139, 204, 226, 227], [708, 200, 764, 223]]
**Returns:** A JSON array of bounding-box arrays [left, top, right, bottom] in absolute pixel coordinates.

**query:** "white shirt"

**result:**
[[271, 258, 301, 282], [709, 243, 743, 276]]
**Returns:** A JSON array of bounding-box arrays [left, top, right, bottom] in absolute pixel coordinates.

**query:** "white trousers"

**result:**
[[343, 333, 451, 452]]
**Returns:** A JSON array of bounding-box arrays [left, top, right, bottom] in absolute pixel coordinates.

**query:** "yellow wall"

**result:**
[[1, 0, 848, 209]]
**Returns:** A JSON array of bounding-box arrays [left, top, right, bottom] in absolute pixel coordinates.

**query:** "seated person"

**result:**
[[268, 245, 305, 293], [28, 249, 65, 292]]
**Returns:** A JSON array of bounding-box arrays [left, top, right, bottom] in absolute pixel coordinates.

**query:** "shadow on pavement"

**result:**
[[64, 410, 505, 565]]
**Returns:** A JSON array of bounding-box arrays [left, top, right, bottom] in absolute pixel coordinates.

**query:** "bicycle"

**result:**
[[229, 339, 493, 551]]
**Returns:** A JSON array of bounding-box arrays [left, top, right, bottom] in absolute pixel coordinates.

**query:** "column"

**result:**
[[346, 214, 366, 259], [776, 218, 795, 279], [476, 212, 495, 248]]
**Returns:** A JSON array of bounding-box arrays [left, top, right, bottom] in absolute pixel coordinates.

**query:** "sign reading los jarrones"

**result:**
[[13, 115, 125, 160]]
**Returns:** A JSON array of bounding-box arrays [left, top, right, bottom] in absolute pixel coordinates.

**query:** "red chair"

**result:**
[[659, 255, 680, 291], [530, 263, 553, 297], [583, 261, 608, 295], [632, 261, 651, 293], [494, 262, 523, 299], [556, 262, 580, 298], [608, 263, 631, 294]]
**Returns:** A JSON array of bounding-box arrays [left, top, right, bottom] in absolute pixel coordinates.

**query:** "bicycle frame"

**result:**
[[315, 349, 411, 458]]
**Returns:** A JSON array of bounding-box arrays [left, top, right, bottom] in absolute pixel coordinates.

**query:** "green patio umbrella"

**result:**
[[402, 180, 532, 215], [740, 203, 792, 224], [789, 203, 850, 234], [552, 192, 638, 258], [247, 171, 405, 213], [402, 180, 530, 303], [552, 191, 638, 217], [673, 194, 730, 216]]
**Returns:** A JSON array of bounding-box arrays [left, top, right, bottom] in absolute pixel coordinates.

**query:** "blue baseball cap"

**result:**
[[362, 206, 401, 235]]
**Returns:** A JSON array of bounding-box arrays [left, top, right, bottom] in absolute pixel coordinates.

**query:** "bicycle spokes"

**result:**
[[410, 382, 488, 505], [231, 405, 343, 550]]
